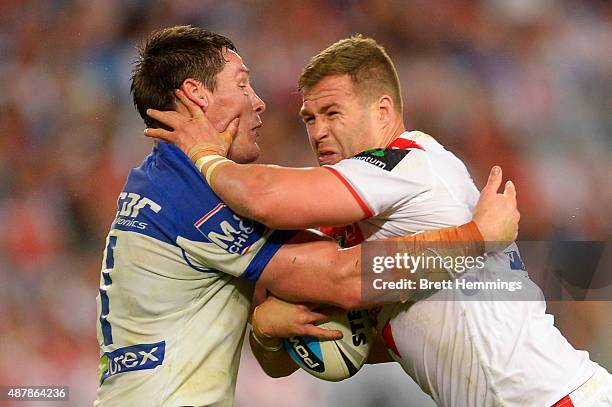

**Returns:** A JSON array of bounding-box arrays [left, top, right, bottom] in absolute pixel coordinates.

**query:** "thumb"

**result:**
[[503, 180, 516, 198], [482, 166, 502, 196]]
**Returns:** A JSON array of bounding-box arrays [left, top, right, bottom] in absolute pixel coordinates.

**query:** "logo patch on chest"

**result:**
[[349, 149, 410, 171]]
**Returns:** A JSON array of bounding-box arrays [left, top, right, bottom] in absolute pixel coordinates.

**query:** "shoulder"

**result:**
[[115, 143, 222, 241]]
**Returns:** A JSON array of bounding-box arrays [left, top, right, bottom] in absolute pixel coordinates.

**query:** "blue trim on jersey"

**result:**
[[100, 236, 117, 345], [242, 229, 298, 282], [99, 288, 113, 345], [181, 248, 217, 273], [105, 236, 117, 270]]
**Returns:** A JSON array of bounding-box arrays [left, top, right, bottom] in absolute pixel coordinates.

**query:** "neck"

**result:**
[[377, 118, 406, 148]]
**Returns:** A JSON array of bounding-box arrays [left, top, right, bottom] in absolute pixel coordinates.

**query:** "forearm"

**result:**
[[209, 162, 276, 223], [195, 157, 365, 229], [347, 221, 486, 306], [262, 222, 485, 309]]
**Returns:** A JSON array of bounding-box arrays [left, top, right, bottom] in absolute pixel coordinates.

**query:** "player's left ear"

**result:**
[[179, 78, 210, 110], [376, 94, 394, 124]]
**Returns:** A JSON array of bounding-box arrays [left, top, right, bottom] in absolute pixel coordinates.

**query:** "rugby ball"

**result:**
[[283, 310, 373, 381]]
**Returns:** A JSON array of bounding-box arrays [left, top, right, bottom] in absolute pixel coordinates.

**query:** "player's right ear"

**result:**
[[179, 79, 209, 110]]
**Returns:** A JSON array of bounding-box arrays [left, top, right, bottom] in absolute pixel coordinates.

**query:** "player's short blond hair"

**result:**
[[298, 35, 403, 113]]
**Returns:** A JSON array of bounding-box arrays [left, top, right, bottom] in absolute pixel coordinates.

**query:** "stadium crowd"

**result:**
[[0, 0, 609, 405]]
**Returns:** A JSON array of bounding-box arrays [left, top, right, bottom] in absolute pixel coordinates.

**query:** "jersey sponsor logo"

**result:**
[[505, 249, 526, 271], [194, 203, 265, 255], [349, 149, 410, 171], [99, 341, 165, 384], [114, 192, 162, 230]]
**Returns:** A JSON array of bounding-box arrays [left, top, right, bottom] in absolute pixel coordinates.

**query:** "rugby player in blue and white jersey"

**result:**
[[148, 35, 612, 406], [95, 27, 517, 407]]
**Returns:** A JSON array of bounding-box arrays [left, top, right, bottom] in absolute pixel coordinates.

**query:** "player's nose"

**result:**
[[252, 90, 266, 114], [310, 121, 328, 143]]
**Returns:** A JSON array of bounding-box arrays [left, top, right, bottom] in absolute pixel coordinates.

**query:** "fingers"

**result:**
[[305, 311, 333, 325], [144, 127, 174, 142], [301, 325, 343, 340], [175, 89, 203, 118], [481, 165, 502, 196], [146, 109, 183, 130], [226, 117, 240, 136], [299, 305, 332, 324], [503, 180, 516, 198]]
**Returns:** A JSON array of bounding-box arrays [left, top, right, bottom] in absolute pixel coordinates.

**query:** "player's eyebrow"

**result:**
[[299, 106, 311, 117], [320, 102, 339, 112], [299, 102, 339, 117], [236, 66, 250, 78]]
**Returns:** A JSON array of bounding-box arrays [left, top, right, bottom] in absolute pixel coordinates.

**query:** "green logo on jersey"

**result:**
[[349, 149, 411, 171], [361, 149, 386, 157]]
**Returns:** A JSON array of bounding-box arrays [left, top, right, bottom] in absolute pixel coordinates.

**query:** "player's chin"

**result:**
[[228, 142, 261, 164]]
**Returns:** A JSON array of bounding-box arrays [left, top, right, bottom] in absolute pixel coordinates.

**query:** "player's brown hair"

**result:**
[[298, 35, 403, 113], [131, 25, 237, 128]]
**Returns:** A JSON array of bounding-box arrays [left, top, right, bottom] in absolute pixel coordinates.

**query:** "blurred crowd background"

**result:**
[[0, 0, 610, 406]]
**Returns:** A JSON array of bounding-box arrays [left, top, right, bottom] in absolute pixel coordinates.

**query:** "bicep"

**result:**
[[268, 167, 368, 228], [216, 165, 367, 229]]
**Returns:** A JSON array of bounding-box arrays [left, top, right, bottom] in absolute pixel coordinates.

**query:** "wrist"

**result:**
[[187, 142, 227, 162], [251, 329, 283, 352], [464, 221, 485, 252], [194, 155, 232, 186], [251, 306, 283, 351]]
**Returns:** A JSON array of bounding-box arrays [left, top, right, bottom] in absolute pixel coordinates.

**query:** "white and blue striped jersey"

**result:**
[[94, 142, 295, 406]]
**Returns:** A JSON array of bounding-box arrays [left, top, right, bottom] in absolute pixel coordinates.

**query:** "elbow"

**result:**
[[247, 198, 277, 227], [237, 174, 278, 226], [249, 200, 275, 229]]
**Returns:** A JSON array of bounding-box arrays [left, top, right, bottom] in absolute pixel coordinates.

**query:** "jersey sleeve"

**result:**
[[175, 202, 297, 282], [324, 148, 433, 217]]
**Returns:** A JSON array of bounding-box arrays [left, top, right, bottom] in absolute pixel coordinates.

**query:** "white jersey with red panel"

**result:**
[[324, 131, 600, 407]]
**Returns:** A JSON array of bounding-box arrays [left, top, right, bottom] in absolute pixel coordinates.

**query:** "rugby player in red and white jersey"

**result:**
[[146, 35, 612, 406]]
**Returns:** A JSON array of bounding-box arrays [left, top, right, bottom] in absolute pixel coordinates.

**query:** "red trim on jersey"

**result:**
[[382, 321, 401, 357], [195, 203, 225, 227], [323, 166, 374, 218], [551, 395, 574, 407], [387, 137, 425, 151], [320, 226, 339, 238]]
